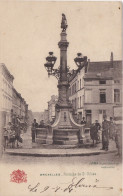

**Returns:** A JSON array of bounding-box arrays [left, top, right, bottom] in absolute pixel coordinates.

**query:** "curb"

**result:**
[[5, 150, 117, 157]]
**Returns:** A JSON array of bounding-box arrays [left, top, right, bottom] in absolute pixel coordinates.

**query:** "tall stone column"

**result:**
[[56, 32, 70, 109]]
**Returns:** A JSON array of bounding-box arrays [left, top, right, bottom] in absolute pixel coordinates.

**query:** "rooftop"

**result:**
[[69, 60, 122, 81], [0, 63, 14, 80]]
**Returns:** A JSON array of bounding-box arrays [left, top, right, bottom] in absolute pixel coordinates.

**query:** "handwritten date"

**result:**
[[28, 177, 113, 194]]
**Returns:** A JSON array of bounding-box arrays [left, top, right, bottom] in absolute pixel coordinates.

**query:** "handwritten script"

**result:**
[[28, 177, 113, 194]]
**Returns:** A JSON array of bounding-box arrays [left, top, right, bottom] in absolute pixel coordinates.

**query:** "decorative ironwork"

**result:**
[[44, 51, 71, 80], [50, 66, 60, 80]]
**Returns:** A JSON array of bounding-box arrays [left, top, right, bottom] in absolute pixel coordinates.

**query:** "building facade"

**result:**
[[0, 63, 14, 127], [69, 63, 87, 123], [48, 95, 58, 123], [12, 87, 28, 123], [69, 54, 122, 126]]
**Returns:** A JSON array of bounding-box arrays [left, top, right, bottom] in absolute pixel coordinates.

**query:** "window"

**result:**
[[82, 95, 84, 105], [114, 89, 120, 103], [80, 79, 81, 89], [100, 89, 106, 103], [99, 80, 106, 84], [75, 83, 76, 92], [114, 80, 120, 84], [75, 98, 76, 109], [80, 96, 81, 108], [85, 110, 92, 126], [78, 81, 79, 91], [99, 110, 106, 116], [85, 90, 92, 103], [78, 97, 79, 108]]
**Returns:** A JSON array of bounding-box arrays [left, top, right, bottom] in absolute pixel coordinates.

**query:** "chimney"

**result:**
[[110, 52, 113, 68], [85, 59, 90, 73]]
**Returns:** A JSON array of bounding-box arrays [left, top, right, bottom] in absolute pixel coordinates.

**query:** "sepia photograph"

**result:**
[[0, 1, 122, 196]]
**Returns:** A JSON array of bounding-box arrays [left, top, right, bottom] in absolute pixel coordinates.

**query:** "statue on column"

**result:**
[[61, 13, 68, 32]]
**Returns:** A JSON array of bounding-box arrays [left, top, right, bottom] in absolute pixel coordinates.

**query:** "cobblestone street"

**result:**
[[1, 150, 121, 165]]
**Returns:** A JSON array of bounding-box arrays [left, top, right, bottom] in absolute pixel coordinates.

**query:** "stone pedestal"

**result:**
[[49, 109, 85, 146]]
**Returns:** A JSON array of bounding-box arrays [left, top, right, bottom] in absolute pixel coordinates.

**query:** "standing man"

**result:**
[[94, 120, 101, 144], [109, 117, 115, 139], [115, 124, 122, 157], [101, 115, 110, 151], [31, 119, 38, 142]]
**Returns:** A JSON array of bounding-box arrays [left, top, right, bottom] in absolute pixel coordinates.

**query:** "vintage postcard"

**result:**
[[0, 1, 122, 196]]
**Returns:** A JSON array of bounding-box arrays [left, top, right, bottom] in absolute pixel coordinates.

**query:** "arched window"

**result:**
[[80, 96, 81, 108]]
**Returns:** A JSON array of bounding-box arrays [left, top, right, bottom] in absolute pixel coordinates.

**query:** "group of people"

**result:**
[[31, 117, 122, 157], [89, 116, 122, 156], [3, 119, 23, 149], [31, 119, 46, 142]]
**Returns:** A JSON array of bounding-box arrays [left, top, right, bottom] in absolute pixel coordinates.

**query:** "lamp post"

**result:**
[[44, 52, 57, 78], [44, 14, 85, 146], [74, 53, 87, 68]]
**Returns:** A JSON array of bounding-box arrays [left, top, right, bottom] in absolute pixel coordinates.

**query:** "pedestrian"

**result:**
[[9, 129, 16, 148], [15, 123, 22, 148], [6, 122, 13, 143], [90, 120, 101, 146], [90, 123, 96, 146], [100, 115, 110, 151], [109, 117, 115, 139], [95, 120, 101, 143], [3, 127, 9, 150], [81, 117, 86, 125], [115, 124, 122, 157], [31, 119, 38, 142]]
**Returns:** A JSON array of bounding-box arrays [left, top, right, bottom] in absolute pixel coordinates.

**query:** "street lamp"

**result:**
[[44, 52, 71, 80], [74, 53, 87, 68], [44, 52, 57, 77]]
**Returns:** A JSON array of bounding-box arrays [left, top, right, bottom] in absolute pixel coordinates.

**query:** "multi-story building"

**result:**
[[69, 63, 87, 123], [48, 95, 58, 123], [12, 88, 21, 117], [12, 87, 28, 123], [0, 63, 14, 127], [69, 53, 122, 126]]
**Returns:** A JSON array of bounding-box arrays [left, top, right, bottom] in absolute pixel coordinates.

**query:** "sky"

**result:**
[[0, 1, 122, 112]]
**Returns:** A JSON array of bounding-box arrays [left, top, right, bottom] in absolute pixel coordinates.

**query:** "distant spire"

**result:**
[[110, 52, 113, 61], [110, 52, 113, 68]]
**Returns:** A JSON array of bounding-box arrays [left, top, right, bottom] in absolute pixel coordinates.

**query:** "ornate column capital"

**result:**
[[58, 41, 69, 50]]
